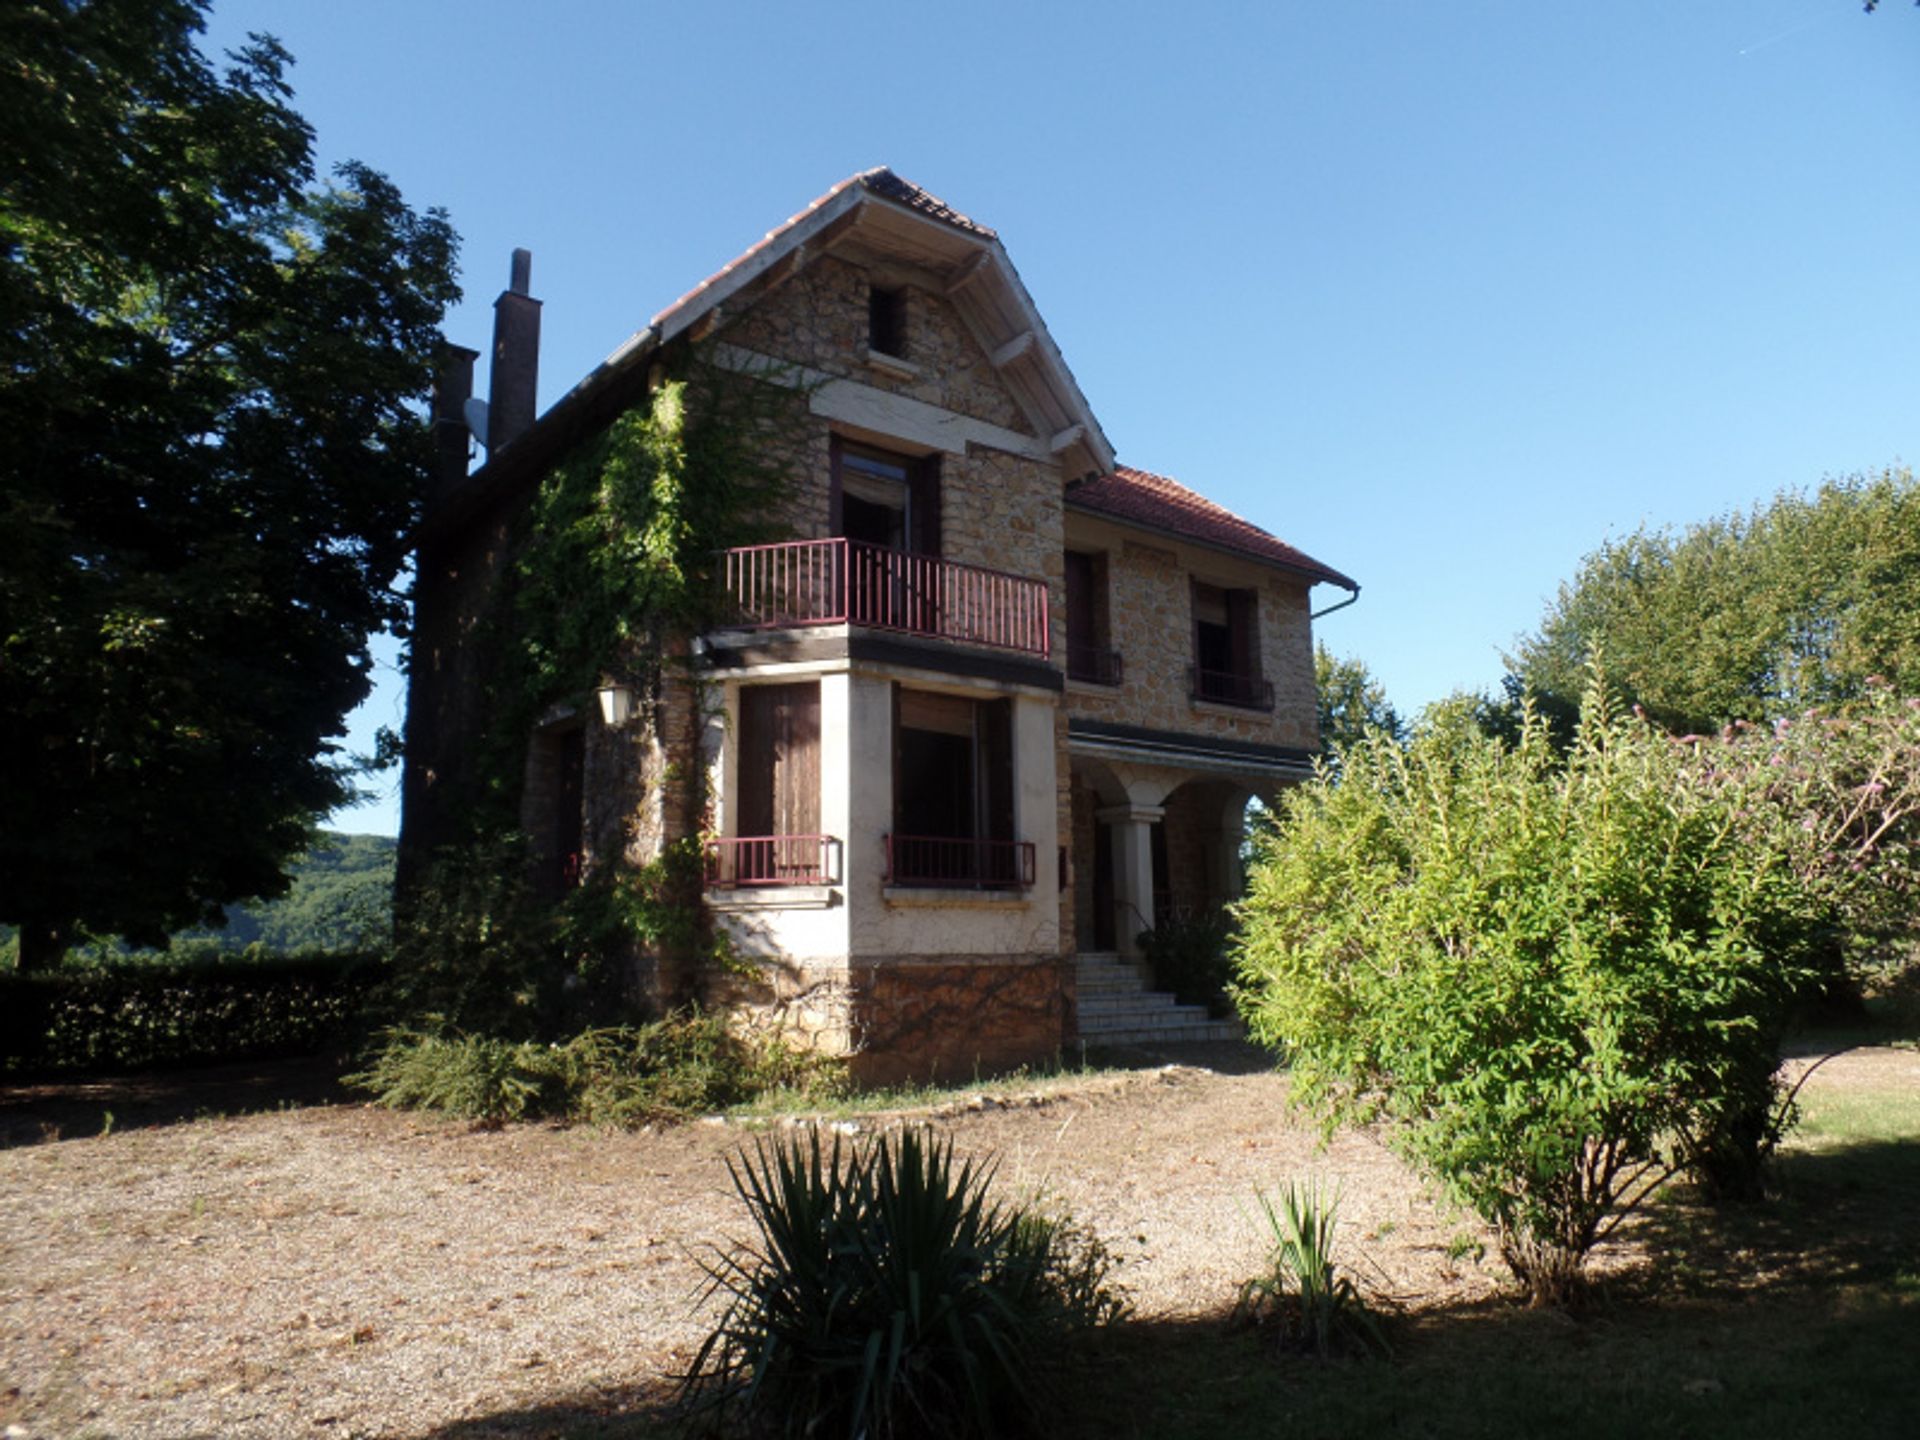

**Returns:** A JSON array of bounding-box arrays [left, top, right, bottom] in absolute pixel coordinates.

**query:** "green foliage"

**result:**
[[502, 360, 798, 747], [0, 952, 381, 1075], [680, 1127, 1125, 1439], [349, 1013, 840, 1127], [1234, 671, 1826, 1305], [0, 0, 460, 967], [1314, 643, 1406, 770], [1234, 1179, 1390, 1358], [1139, 912, 1236, 1016], [1510, 471, 1920, 734]]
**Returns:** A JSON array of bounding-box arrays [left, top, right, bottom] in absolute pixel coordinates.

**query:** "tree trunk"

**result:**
[[15, 921, 69, 972]]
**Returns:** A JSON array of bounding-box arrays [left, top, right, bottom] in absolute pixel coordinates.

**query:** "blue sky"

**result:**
[[203, 2, 1920, 837]]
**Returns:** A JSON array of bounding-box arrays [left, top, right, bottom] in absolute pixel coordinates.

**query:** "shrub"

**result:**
[[1234, 671, 1826, 1305], [348, 1012, 840, 1127], [1138, 912, 1235, 1016], [1234, 1178, 1389, 1358], [679, 1127, 1125, 1438], [0, 951, 381, 1075]]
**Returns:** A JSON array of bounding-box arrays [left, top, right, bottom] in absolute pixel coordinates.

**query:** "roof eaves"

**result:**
[[1064, 491, 1359, 592]]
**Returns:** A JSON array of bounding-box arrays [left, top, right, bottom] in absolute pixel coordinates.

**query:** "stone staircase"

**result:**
[[1073, 951, 1239, 1046]]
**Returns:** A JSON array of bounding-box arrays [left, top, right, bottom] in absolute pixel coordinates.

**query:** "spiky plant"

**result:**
[[679, 1127, 1122, 1438]]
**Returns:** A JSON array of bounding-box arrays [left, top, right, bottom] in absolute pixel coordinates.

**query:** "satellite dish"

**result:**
[[463, 396, 490, 448]]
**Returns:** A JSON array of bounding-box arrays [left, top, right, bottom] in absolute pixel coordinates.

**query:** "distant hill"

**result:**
[[170, 832, 396, 953], [0, 832, 398, 963]]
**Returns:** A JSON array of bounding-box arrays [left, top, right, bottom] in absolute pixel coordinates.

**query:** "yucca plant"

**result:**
[[679, 1127, 1122, 1438], [1235, 1178, 1389, 1358]]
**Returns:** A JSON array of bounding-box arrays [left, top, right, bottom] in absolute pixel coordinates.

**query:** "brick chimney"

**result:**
[[487, 248, 541, 453], [429, 342, 479, 499]]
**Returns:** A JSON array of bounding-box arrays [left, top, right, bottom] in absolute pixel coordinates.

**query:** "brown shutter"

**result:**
[[911, 452, 941, 557], [1228, 588, 1259, 679], [1065, 551, 1095, 657], [981, 698, 1014, 843], [828, 434, 845, 537], [778, 683, 821, 838], [741, 683, 820, 839], [739, 688, 774, 840]]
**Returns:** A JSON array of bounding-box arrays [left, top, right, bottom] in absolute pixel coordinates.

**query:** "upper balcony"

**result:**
[[718, 537, 1051, 659]]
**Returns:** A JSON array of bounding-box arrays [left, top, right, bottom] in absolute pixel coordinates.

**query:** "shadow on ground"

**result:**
[[409, 1122, 1920, 1440], [0, 1052, 353, 1149]]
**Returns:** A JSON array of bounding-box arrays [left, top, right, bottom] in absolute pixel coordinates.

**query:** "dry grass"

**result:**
[[0, 1037, 1914, 1439]]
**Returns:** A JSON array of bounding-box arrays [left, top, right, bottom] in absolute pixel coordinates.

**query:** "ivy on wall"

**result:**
[[393, 355, 800, 1034]]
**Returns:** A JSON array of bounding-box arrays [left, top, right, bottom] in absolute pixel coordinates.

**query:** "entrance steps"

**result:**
[[1073, 951, 1239, 1046]]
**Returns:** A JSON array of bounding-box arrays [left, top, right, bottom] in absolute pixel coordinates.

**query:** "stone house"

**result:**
[[402, 170, 1357, 1083]]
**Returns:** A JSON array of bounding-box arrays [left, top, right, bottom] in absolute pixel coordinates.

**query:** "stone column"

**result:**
[[1098, 802, 1163, 958]]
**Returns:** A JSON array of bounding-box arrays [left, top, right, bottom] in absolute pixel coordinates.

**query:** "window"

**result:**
[[830, 438, 941, 556], [889, 687, 1030, 887], [868, 286, 906, 358], [1065, 549, 1120, 684], [1190, 580, 1271, 709], [721, 681, 830, 886]]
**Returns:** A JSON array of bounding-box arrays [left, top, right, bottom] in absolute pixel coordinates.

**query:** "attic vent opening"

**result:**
[[868, 286, 906, 359]]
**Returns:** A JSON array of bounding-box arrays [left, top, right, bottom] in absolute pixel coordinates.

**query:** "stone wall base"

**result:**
[[705, 952, 1071, 1087]]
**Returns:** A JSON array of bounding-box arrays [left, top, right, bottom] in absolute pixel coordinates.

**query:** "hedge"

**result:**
[[0, 952, 385, 1076]]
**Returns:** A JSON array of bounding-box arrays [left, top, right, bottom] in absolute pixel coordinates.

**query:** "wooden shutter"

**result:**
[[1065, 551, 1096, 656], [980, 698, 1014, 843], [1228, 588, 1259, 680], [827, 434, 845, 536], [740, 683, 819, 838], [910, 453, 941, 557]]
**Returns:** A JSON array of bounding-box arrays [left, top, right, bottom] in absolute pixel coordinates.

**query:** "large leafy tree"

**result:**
[[0, 1, 459, 968], [1313, 643, 1405, 773], [1508, 471, 1920, 735]]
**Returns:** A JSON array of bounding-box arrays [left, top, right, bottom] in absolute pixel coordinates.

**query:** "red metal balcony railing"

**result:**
[[721, 538, 1050, 658], [1189, 665, 1274, 711], [1066, 644, 1123, 686], [884, 834, 1036, 890], [705, 835, 842, 888]]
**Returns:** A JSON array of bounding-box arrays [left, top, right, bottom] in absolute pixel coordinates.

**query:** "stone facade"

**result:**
[[1062, 513, 1319, 753], [720, 255, 1031, 435]]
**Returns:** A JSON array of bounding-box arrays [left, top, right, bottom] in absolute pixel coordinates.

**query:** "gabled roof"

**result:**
[[639, 167, 1114, 479], [1068, 466, 1358, 591]]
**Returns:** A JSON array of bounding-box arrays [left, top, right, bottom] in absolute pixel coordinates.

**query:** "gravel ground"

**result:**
[[3, 1041, 1898, 1440]]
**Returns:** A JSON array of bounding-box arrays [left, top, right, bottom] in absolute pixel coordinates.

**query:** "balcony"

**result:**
[[720, 538, 1050, 658], [705, 835, 842, 888], [884, 834, 1036, 890], [1189, 665, 1274, 711]]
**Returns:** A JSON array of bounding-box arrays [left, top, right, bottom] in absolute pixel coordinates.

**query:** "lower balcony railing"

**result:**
[[720, 537, 1050, 658], [884, 834, 1036, 890], [1189, 665, 1274, 711], [705, 835, 842, 888]]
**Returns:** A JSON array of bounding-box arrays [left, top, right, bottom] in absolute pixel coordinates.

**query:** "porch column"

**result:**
[[1218, 799, 1250, 904], [1098, 802, 1163, 959]]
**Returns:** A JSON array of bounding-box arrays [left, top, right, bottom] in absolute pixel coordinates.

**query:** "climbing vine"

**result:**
[[390, 353, 802, 1036]]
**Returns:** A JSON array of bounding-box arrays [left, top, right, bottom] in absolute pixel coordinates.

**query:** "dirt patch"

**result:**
[[0, 1039, 1898, 1439]]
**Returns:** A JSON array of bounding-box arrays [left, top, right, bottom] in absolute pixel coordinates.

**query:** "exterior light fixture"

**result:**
[[597, 682, 635, 728]]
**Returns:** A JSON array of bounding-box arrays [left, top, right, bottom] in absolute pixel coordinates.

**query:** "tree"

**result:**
[[1234, 673, 1826, 1305], [1313, 643, 1405, 772], [0, 1, 459, 968], [1509, 471, 1920, 735]]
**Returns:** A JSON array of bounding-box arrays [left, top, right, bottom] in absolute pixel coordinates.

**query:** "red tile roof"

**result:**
[[1068, 466, 1356, 590], [652, 168, 991, 327]]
